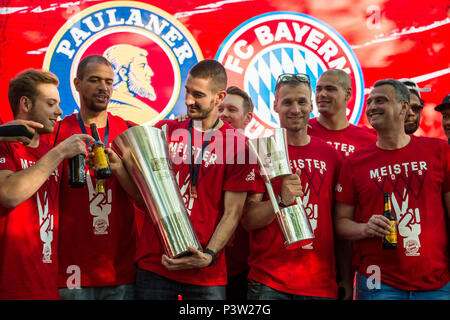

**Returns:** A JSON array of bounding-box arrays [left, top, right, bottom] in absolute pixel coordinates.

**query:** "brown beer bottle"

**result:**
[[69, 154, 86, 188], [382, 192, 397, 250], [90, 123, 112, 179]]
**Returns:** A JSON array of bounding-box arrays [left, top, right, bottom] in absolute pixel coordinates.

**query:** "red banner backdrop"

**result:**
[[0, 0, 448, 139]]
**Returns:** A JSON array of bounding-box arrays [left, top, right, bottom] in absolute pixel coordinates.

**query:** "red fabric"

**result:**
[[0, 140, 61, 299], [308, 117, 377, 157], [136, 119, 256, 286], [45, 113, 137, 287], [336, 135, 450, 290], [248, 137, 342, 298], [225, 223, 250, 277]]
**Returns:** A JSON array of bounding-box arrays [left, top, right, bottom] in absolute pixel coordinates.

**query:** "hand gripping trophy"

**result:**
[[112, 125, 201, 258], [247, 128, 314, 249]]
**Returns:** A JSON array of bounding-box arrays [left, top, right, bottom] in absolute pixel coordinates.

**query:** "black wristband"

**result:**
[[203, 248, 217, 266], [277, 194, 288, 208]]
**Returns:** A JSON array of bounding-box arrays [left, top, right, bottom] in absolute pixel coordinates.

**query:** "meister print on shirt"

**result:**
[[370, 161, 428, 257]]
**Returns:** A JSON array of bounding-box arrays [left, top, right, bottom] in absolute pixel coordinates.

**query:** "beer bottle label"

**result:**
[[385, 220, 397, 244], [95, 179, 106, 194], [94, 145, 109, 170]]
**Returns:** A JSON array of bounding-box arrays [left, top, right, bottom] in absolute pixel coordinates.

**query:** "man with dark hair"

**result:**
[[434, 94, 450, 143], [76, 54, 113, 80], [135, 59, 256, 300], [335, 79, 450, 300], [46, 55, 138, 300], [0, 69, 93, 299], [242, 73, 344, 300], [399, 78, 429, 135], [310, 69, 377, 157]]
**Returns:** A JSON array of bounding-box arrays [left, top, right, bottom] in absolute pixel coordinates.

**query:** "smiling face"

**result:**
[[28, 83, 62, 134], [74, 62, 114, 112], [315, 72, 351, 117], [366, 84, 408, 131], [274, 82, 312, 133], [218, 93, 252, 130], [184, 75, 219, 121]]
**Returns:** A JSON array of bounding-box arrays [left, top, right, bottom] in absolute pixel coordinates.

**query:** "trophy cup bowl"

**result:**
[[247, 128, 314, 249], [112, 125, 201, 258]]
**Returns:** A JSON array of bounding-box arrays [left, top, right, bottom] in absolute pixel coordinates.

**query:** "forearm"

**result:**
[[206, 191, 247, 253], [242, 196, 277, 231], [0, 147, 64, 208], [111, 165, 144, 205], [335, 216, 366, 241]]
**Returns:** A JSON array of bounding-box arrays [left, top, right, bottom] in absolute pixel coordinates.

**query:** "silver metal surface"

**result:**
[[112, 125, 201, 258], [247, 128, 314, 248]]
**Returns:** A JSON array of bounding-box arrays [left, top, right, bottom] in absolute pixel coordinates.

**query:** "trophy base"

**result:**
[[170, 246, 203, 259], [277, 205, 315, 250], [284, 238, 313, 250]]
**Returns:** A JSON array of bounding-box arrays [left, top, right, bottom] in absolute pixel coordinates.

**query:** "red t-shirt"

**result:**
[[45, 113, 137, 288], [225, 223, 250, 277], [135, 119, 256, 286], [0, 140, 61, 299], [308, 118, 377, 157], [248, 136, 343, 298], [335, 136, 450, 290]]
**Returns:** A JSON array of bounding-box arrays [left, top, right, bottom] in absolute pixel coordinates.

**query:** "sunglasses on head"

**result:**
[[276, 73, 310, 85]]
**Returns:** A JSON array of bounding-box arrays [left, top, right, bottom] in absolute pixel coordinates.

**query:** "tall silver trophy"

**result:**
[[112, 125, 201, 258], [247, 128, 314, 249]]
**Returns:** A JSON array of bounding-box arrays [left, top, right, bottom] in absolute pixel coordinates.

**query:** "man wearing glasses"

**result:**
[[399, 78, 429, 135], [309, 69, 377, 157], [242, 73, 348, 300]]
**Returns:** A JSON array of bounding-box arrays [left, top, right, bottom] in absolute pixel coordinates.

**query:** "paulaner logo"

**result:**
[[216, 12, 364, 138], [43, 1, 203, 125]]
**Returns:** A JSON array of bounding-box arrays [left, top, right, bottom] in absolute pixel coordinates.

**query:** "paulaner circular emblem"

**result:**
[[43, 1, 203, 125], [216, 12, 364, 137]]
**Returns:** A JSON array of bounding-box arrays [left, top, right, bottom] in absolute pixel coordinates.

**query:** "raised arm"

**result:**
[[0, 120, 44, 145], [0, 134, 93, 208]]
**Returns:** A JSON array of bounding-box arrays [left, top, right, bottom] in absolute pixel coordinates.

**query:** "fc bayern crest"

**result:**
[[216, 12, 364, 137], [43, 1, 203, 125]]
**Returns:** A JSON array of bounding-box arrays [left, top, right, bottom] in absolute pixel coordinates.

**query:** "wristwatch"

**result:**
[[277, 194, 288, 208], [203, 248, 217, 266]]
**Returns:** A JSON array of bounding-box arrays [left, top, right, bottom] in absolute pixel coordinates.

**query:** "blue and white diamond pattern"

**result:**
[[244, 44, 327, 127]]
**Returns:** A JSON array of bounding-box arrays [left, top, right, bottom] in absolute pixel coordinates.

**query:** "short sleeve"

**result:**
[[223, 143, 258, 193], [0, 142, 17, 172]]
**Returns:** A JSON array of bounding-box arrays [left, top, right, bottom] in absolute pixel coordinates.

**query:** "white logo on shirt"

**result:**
[[86, 172, 112, 235], [37, 191, 54, 263], [245, 168, 255, 182], [391, 189, 421, 256], [302, 184, 318, 250], [177, 171, 195, 216], [0, 157, 5, 164]]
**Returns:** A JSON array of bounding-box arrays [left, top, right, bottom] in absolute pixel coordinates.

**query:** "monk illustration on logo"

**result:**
[[104, 44, 159, 124]]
